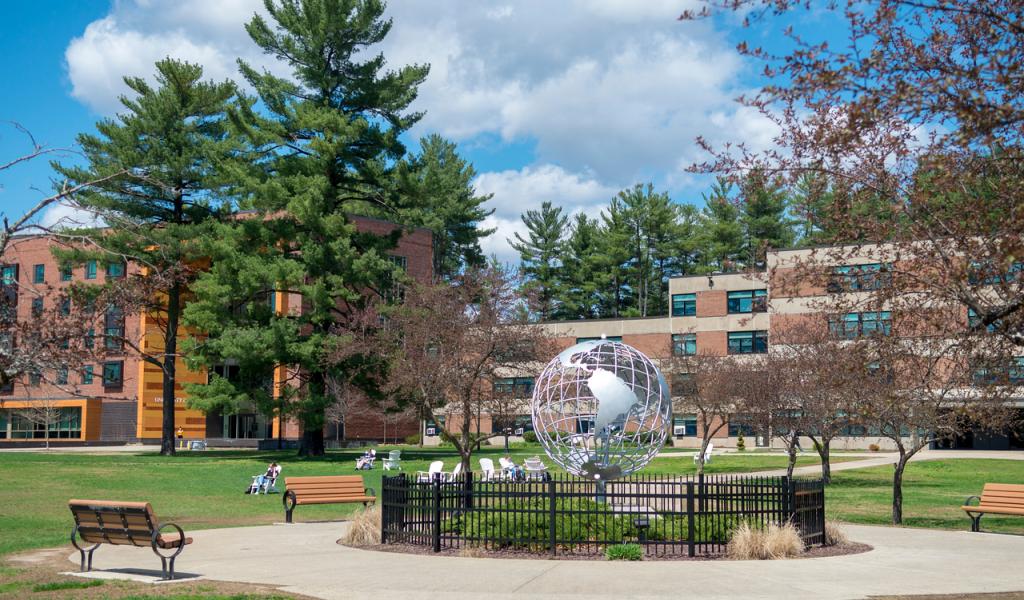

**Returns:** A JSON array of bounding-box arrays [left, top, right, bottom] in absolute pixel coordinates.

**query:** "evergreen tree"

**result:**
[[740, 169, 795, 267], [599, 197, 636, 317], [54, 59, 238, 456], [558, 213, 606, 319], [792, 172, 838, 246], [183, 0, 428, 457], [509, 201, 567, 320], [387, 134, 494, 279], [696, 177, 745, 273]]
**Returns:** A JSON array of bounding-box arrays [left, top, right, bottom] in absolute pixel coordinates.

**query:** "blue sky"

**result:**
[[0, 1, 837, 263]]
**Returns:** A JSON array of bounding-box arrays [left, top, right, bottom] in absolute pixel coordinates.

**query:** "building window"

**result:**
[[967, 307, 999, 333], [576, 336, 622, 343], [85, 261, 97, 280], [32, 264, 45, 284], [672, 333, 696, 356], [728, 331, 768, 354], [727, 289, 767, 314], [56, 367, 68, 386], [2, 406, 82, 439], [60, 298, 71, 316], [104, 306, 124, 351], [494, 377, 535, 397], [84, 328, 95, 350], [671, 373, 696, 395], [81, 365, 94, 385], [1, 265, 17, 285], [830, 311, 892, 339], [102, 361, 124, 387], [968, 260, 1024, 285], [728, 415, 757, 437], [60, 266, 73, 282], [31, 297, 43, 317], [671, 293, 697, 317], [832, 263, 891, 292], [673, 414, 697, 436], [973, 357, 1024, 386], [106, 261, 126, 278], [29, 371, 41, 386]]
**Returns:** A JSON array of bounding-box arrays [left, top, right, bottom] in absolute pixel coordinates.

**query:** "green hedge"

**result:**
[[442, 497, 739, 549]]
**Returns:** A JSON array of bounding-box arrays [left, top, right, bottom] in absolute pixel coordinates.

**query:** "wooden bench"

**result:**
[[69, 499, 192, 580], [962, 483, 1024, 532], [283, 475, 375, 523]]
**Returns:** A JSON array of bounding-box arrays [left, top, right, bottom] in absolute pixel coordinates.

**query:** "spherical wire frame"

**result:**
[[530, 341, 671, 480]]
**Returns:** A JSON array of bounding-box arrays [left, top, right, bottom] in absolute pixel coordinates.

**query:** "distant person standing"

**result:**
[[176, 426, 184, 449]]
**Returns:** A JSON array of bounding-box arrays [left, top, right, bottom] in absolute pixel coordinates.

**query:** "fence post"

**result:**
[[432, 476, 442, 553], [686, 480, 695, 558], [784, 476, 795, 525], [380, 476, 388, 545], [548, 477, 557, 556]]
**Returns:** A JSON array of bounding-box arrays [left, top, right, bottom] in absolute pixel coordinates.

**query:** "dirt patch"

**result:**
[[342, 540, 872, 561], [2, 548, 316, 599]]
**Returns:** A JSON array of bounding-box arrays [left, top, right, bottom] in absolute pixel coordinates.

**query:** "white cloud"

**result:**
[[474, 164, 617, 264], [62, 0, 780, 262], [39, 202, 105, 230]]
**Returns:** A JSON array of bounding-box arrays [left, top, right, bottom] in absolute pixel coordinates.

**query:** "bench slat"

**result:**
[[982, 483, 1024, 492], [295, 496, 375, 505]]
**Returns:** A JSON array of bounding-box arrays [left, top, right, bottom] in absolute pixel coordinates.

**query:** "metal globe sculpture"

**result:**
[[530, 338, 672, 481]]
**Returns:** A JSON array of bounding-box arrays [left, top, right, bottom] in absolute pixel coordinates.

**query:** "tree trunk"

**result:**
[[696, 438, 709, 475], [277, 400, 284, 450], [160, 281, 181, 456], [785, 438, 798, 479], [298, 426, 325, 457], [817, 437, 832, 484], [892, 453, 909, 525]]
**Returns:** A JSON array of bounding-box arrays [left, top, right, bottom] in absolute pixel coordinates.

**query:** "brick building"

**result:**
[[0, 215, 430, 446], [430, 244, 1024, 451]]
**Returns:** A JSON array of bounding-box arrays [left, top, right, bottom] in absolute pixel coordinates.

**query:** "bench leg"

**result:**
[[285, 507, 294, 523], [970, 513, 983, 532], [78, 547, 96, 572]]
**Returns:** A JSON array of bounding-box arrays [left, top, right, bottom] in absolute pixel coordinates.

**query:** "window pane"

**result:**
[[33, 264, 45, 283], [671, 294, 696, 317], [85, 261, 97, 280]]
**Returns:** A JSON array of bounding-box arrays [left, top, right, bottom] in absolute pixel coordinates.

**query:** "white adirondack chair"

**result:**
[[524, 456, 548, 480], [383, 450, 402, 471], [479, 458, 497, 481], [417, 460, 445, 482], [498, 457, 516, 480], [693, 443, 714, 465], [444, 462, 464, 482]]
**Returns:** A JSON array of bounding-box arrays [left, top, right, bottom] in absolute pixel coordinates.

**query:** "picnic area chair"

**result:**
[[444, 462, 464, 482], [417, 460, 445, 482], [524, 456, 548, 480], [479, 458, 497, 481], [382, 450, 402, 471], [694, 443, 714, 465], [248, 465, 282, 495], [355, 449, 376, 470], [68, 499, 191, 580]]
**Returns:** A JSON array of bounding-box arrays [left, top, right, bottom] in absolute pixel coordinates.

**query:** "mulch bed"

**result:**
[[342, 540, 872, 561]]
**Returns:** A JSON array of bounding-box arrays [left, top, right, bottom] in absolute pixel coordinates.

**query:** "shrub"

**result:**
[[727, 522, 803, 560], [824, 521, 848, 546], [868, 443, 880, 452], [343, 505, 381, 546], [606, 543, 643, 561], [736, 432, 746, 452], [522, 431, 537, 444], [404, 433, 421, 445]]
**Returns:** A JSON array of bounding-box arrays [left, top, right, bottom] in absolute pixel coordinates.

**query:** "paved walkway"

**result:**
[[745, 449, 1024, 477], [63, 521, 1024, 599]]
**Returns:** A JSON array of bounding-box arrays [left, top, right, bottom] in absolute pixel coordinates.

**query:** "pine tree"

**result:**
[[696, 177, 745, 273], [54, 59, 238, 456], [509, 201, 567, 320], [387, 134, 494, 279], [183, 0, 428, 457], [599, 198, 636, 317], [558, 213, 606, 319], [740, 169, 795, 267]]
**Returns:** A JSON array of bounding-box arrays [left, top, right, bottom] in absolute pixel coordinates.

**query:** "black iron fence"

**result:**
[[381, 473, 825, 556]]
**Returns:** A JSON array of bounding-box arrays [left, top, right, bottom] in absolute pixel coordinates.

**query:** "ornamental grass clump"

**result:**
[[727, 522, 803, 560], [343, 505, 381, 546], [606, 543, 643, 561], [824, 520, 849, 546]]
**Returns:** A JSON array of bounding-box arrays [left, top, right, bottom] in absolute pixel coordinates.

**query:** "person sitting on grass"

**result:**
[[355, 448, 376, 470]]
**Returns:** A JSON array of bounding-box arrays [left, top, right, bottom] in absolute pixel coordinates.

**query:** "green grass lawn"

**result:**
[[827, 459, 1024, 534], [0, 447, 1019, 560]]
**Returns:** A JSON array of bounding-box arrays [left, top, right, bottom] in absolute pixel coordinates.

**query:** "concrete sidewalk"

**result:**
[[62, 521, 1024, 600]]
